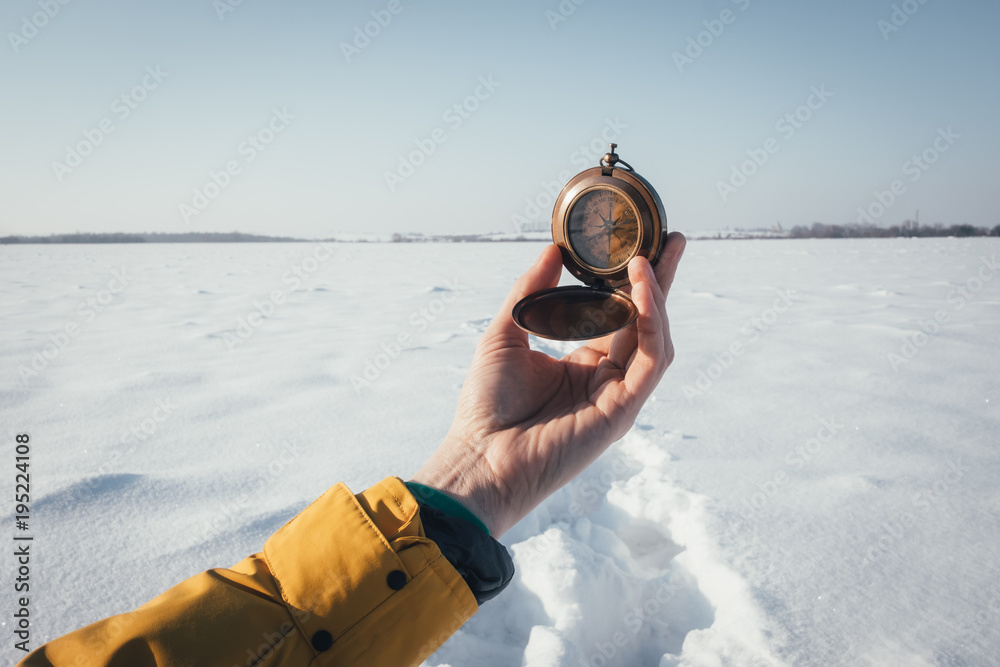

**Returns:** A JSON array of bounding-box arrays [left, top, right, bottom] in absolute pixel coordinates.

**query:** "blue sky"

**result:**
[[1, 0, 997, 238]]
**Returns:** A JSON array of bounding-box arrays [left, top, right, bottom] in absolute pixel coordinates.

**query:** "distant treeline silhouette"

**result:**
[[3, 225, 998, 244], [389, 232, 537, 242], [0, 231, 538, 244], [788, 221, 1000, 239], [0, 231, 305, 244]]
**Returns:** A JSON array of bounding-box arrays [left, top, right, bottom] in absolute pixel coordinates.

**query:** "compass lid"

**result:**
[[511, 286, 638, 341]]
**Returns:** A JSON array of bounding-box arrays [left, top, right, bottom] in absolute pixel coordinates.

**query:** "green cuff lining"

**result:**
[[404, 481, 490, 536]]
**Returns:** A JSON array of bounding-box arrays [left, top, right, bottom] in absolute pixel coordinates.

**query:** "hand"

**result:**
[[411, 232, 686, 537]]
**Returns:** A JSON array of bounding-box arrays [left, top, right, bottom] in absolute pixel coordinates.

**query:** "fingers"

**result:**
[[598, 232, 686, 365], [606, 323, 638, 370], [483, 234, 685, 360], [620, 233, 685, 398], [655, 232, 687, 299], [620, 257, 664, 395], [484, 244, 564, 347]]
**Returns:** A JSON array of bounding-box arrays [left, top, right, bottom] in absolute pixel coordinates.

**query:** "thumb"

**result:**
[[485, 244, 563, 346]]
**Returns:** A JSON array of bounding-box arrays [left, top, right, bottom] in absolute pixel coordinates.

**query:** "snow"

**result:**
[[2, 238, 998, 666]]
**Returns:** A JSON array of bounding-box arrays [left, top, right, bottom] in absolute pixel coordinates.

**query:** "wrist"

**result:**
[[404, 481, 490, 536], [410, 444, 503, 536]]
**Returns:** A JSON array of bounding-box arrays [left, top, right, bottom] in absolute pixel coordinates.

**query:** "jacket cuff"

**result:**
[[263, 477, 477, 665], [405, 480, 491, 535], [416, 502, 515, 604]]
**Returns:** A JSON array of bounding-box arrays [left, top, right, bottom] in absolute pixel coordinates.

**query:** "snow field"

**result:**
[[2, 238, 998, 665]]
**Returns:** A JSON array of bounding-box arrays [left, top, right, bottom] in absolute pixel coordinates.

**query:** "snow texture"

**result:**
[[2, 238, 998, 666]]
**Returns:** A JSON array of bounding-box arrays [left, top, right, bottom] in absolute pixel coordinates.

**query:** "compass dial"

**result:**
[[566, 189, 640, 270]]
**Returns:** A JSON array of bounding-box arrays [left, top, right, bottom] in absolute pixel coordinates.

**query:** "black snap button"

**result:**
[[387, 569, 407, 590], [311, 630, 333, 652]]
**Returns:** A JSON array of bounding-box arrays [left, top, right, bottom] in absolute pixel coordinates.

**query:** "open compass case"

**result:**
[[512, 144, 667, 341]]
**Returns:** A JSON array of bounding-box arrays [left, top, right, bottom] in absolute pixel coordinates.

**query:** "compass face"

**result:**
[[566, 188, 640, 270]]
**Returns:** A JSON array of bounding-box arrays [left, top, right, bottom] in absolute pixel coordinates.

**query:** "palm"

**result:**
[[454, 338, 632, 491]]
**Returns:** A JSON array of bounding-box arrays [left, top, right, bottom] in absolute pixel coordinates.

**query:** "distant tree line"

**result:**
[[5, 226, 997, 245], [0, 231, 305, 244], [390, 232, 537, 243], [788, 221, 1000, 239]]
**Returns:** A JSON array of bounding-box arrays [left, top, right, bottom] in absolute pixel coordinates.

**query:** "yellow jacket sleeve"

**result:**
[[20, 477, 478, 667]]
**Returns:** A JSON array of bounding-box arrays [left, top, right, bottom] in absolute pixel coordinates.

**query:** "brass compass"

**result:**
[[513, 144, 667, 341]]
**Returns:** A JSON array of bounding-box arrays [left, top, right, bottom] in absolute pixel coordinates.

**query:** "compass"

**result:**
[[513, 144, 667, 341]]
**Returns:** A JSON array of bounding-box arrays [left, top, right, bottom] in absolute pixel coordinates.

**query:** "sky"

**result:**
[[1, 0, 998, 238]]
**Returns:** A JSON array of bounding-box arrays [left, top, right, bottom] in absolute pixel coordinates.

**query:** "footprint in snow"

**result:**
[[426, 431, 785, 667]]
